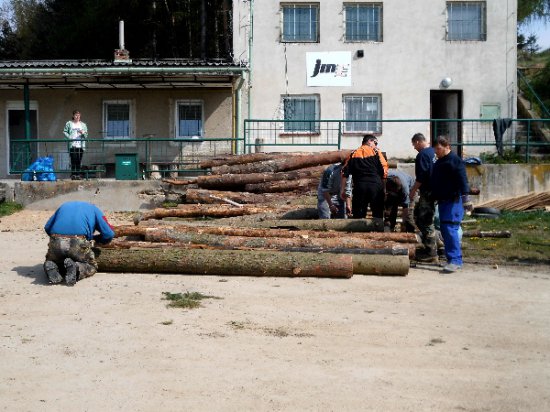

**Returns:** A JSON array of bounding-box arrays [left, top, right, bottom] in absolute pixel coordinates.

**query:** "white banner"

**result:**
[[306, 51, 352, 87]]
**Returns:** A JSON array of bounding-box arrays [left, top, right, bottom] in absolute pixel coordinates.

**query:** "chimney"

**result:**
[[114, 20, 131, 63]]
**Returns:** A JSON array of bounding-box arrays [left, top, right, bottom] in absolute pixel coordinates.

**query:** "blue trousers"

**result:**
[[438, 199, 464, 266]]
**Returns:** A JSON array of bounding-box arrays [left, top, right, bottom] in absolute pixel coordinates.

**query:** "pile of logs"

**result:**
[[476, 191, 550, 211], [95, 150, 417, 278]]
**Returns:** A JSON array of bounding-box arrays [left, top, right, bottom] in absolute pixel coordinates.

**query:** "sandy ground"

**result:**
[[1, 209, 550, 412]]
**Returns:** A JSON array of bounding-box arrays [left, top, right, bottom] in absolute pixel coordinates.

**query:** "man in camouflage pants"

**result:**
[[44, 201, 115, 286], [409, 133, 438, 263]]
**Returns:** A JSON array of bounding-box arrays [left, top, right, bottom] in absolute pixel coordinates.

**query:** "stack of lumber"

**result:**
[[476, 191, 550, 211]]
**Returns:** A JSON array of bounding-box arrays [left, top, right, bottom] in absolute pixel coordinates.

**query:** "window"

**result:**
[[343, 95, 381, 133], [282, 95, 320, 132], [281, 3, 319, 42], [176, 100, 203, 138], [446, 2, 486, 41], [103, 101, 131, 138], [344, 3, 383, 42]]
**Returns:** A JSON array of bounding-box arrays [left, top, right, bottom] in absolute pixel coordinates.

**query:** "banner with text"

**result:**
[[306, 51, 352, 87]]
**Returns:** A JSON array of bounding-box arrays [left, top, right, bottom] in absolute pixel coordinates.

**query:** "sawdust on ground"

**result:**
[[1, 209, 549, 411]]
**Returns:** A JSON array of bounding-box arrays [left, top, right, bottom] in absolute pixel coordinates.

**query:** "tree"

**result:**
[[518, 0, 550, 23]]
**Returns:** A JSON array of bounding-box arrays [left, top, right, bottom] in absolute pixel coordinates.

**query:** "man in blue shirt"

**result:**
[[44, 201, 115, 286], [317, 163, 352, 219], [384, 169, 416, 232], [431, 137, 472, 273]]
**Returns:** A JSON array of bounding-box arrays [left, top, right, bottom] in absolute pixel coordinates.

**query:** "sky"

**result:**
[[519, 19, 550, 51]]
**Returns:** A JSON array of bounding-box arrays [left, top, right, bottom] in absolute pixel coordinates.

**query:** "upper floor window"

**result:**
[[281, 3, 320, 42], [282, 95, 320, 132], [344, 3, 383, 42], [446, 1, 486, 41], [343, 95, 382, 133], [103, 100, 132, 139], [176, 100, 203, 139]]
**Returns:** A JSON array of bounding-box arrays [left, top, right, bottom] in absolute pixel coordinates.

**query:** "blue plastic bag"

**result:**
[[21, 156, 57, 182]]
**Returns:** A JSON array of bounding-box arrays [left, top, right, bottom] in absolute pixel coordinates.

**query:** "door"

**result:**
[[7, 102, 38, 174], [430, 90, 463, 157]]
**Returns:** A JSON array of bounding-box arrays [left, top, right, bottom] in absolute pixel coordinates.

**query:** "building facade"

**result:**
[[234, 0, 518, 158]]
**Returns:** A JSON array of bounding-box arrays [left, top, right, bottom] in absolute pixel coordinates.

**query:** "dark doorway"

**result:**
[[430, 90, 463, 157], [8, 108, 38, 173]]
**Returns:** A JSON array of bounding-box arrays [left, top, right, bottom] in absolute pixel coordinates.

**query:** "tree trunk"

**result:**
[[95, 247, 354, 278], [135, 204, 274, 223], [199, 152, 304, 169], [218, 218, 386, 232], [209, 150, 352, 175], [462, 230, 511, 238], [196, 166, 324, 189], [244, 178, 317, 193], [185, 188, 296, 204], [114, 224, 418, 243]]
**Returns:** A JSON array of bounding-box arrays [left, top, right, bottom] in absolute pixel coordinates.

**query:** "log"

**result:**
[[199, 152, 305, 169], [352, 254, 409, 276], [196, 166, 325, 189], [185, 188, 296, 205], [244, 178, 317, 193], [95, 247, 354, 278], [161, 178, 197, 186], [139, 228, 416, 256], [462, 230, 512, 238], [215, 218, 385, 232], [135, 204, 274, 224], [209, 150, 352, 175], [114, 224, 417, 243]]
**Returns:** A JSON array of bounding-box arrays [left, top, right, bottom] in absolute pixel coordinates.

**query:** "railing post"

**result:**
[[526, 119, 530, 163], [338, 121, 342, 150]]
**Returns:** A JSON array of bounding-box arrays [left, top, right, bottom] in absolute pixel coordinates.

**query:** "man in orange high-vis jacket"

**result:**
[[341, 134, 388, 229]]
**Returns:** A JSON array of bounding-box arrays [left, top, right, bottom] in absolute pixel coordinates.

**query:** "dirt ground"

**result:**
[[1, 209, 550, 411]]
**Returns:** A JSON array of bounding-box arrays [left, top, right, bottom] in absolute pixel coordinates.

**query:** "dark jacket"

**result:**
[[414, 146, 436, 194], [342, 145, 388, 183], [431, 152, 470, 202]]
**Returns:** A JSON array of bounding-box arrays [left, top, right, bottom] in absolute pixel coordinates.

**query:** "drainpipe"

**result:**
[[233, 76, 245, 154], [247, 0, 253, 122]]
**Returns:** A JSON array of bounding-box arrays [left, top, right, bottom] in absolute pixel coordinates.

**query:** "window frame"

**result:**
[[280, 3, 320, 43], [446, 1, 487, 42], [342, 94, 382, 134], [174, 99, 204, 140], [102, 100, 134, 140], [344, 2, 383, 43], [281, 94, 321, 134]]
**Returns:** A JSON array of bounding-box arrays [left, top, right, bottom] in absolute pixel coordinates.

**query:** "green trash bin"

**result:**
[[115, 153, 139, 180]]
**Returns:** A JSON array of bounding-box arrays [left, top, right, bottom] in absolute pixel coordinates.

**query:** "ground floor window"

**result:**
[[282, 95, 320, 132], [176, 100, 203, 138], [103, 100, 132, 139], [343, 94, 382, 133]]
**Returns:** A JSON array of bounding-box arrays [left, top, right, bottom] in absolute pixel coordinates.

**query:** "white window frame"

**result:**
[[344, 3, 383, 42], [281, 94, 320, 134], [102, 100, 134, 140], [342, 94, 382, 134], [446, 1, 487, 41], [175, 99, 204, 139], [281, 3, 320, 43]]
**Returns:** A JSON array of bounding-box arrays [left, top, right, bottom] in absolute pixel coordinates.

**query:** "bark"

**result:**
[[209, 150, 352, 175], [114, 224, 418, 243], [135, 204, 274, 223], [185, 188, 295, 205], [138, 228, 415, 256], [352, 254, 409, 276], [95, 247, 354, 278], [161, 178, 197, 186], [462, 230, 511, 238], [199, 152, 304, 169], [220, 218, 387, 232], [196, 166, 324, 189], [244, 178, 317, 193]]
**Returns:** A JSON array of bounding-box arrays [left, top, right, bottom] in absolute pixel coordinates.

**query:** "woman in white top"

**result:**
[[63, 110, 88, 179]]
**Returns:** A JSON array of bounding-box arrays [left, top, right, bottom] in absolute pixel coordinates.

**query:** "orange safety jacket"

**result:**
[[342, 144, 388, 183]]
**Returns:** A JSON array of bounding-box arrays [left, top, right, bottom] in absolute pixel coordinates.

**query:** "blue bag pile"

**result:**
[[21, 156, 57, 181]]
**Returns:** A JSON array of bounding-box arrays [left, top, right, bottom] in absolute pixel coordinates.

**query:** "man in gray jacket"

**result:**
[[317, 163, 352, 219]]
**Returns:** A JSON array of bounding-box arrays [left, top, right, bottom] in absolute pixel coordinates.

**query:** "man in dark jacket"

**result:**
[[409, 133, 438, 262], [44, 201, 115, 286], [431, 137, 472, 273]]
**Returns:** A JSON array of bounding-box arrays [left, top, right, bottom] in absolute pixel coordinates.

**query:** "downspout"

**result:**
[[233, 76, 245, 154], [24, 82, 31, 139], [247, 0, 253, 122]]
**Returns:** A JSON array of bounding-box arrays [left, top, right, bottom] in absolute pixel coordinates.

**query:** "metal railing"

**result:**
[[244, 118, 550, 161], [10, 137, 243, 178]]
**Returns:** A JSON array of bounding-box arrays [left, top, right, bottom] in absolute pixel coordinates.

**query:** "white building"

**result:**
[[234, 0, 518, 158]]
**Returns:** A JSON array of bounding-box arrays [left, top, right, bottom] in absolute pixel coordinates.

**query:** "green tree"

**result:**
[[518, 0, 550, 22]]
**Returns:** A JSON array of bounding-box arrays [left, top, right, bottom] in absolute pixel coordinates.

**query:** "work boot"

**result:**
[[415, 251, 440, 264], [44, 261, 63, 284], [64, 258, 78, 286]]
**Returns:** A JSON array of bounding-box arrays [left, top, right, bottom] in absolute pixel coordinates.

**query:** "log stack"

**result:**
[[98, 150, 417, 278]]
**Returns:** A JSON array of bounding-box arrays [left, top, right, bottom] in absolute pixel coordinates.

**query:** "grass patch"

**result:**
[[162, 291, 222, 309], [462, 210, 550, 264], [0, 202, 23, 217]]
